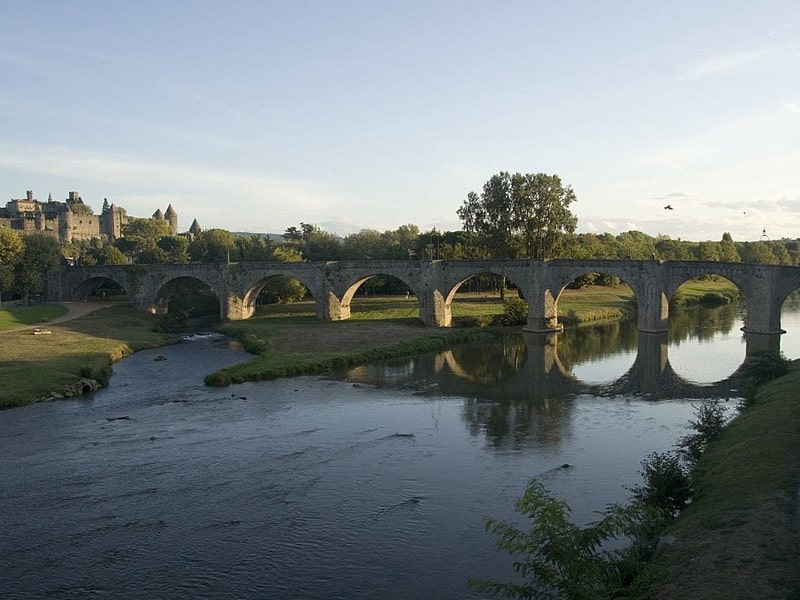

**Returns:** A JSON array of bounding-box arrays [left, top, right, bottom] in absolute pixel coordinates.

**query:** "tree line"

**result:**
[[1, 171, 798, 305]]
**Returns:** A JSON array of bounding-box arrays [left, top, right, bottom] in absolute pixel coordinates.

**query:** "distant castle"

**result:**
[[0, 190, 202, 243]]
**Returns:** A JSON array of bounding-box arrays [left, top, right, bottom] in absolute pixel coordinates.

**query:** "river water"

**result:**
[[1, 305, 798, 599]]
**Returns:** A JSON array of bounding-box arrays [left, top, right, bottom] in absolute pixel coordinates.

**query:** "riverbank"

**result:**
[[648, 363, 800, 599], [0, 281, 737, 407], [0, 304, 172, 409], [206, 316, 493, 386]]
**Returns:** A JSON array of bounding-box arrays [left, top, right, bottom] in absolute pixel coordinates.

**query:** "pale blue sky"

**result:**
[[1, 1, 798, 241]]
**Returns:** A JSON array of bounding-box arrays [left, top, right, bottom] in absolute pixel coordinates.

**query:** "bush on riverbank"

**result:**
[[472, 356, 800, 599], [647, 358, 800, 599]]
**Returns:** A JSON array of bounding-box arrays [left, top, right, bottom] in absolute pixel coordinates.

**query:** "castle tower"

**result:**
[[59, 203, 73, 243], [152, 208, 164, 220], [164, 204, 178, 235]]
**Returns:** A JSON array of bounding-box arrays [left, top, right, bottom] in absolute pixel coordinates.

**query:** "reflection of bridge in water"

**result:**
[[346, 330, 783, 403]]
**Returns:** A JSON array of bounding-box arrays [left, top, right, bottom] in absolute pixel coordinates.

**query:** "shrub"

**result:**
[[629, 451, 691, 518], [204, 371, 230, 387], [469, 480, 661, 599], [78, 365, 111, 387], [491, 297, 528, 326], [678, 399, 729, 464], [740, 350, 790, 388]]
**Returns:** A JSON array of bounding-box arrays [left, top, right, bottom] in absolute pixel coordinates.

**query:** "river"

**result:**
[[1, 305, 797, 599]]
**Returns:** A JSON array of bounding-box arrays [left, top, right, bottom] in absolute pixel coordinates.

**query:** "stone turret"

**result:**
[[164, 204, 178, 235], [152, 208, 164, 220]]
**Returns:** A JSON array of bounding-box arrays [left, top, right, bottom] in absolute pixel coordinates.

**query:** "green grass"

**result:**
[[557, 284, 637, 324], [209, 312, 489, 385], [671, 277, 740, 307], [649, 363, 800, 599], [0, 303, 68, 331], [0, 306, 172, 408]]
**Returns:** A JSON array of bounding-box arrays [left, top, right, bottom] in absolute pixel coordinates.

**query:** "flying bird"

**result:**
[[664, 205, 674, 210]]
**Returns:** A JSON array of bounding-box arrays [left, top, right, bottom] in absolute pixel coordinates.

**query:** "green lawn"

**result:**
[[0, 305, 172, 408], [0, 303, 68, 331]]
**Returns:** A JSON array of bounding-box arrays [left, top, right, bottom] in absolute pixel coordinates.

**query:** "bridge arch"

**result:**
[[150, 275, 222, 320], [72, 274, 131, 301], [241, 274, 317, 319], [444, 270, 526, 325], [339, 272, 423, 321], [547, 263, 646, 332]]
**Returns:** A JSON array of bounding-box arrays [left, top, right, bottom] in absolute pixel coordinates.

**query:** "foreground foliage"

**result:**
[[469, 481, 661, 599], [472, 363, 796, 599]]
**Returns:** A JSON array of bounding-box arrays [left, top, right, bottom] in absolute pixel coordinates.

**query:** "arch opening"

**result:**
[[554, 271, 637, 329], [342, 274, 420, 322], [777, 288, 800, 358], [76, 276, 129, 302], [245, 275, 315, 318], [153, 276, 221, 330], [668, 275, 745, 384], [447, 272, 526, 327]]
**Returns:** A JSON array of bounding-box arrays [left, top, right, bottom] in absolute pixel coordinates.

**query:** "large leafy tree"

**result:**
[[188, 229, 237, 262], [458, 171, 578, 259], [0, 228, 24, 306], [15, 233, 62, 303], [115, 218, 172, 263]]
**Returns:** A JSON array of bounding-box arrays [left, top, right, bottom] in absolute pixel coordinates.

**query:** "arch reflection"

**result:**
[[335, 307, 791, 448]]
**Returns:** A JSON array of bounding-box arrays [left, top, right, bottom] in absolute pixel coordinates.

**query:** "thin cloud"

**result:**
[[783, 101, 800, 113], [689, 43, 798, 79], [0, 144, 346, 215]]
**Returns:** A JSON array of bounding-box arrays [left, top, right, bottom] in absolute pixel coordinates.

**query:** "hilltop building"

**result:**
[[0, 190, 201, 243]]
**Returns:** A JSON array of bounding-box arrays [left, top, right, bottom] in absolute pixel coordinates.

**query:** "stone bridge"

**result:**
[[46, 259, 800, 334]]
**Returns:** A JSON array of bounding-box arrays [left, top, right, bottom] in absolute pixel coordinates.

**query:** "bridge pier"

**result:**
[[523, 288, 561, 332], [418, 289, 450, 327], [222, 294, 254, 321], [321, 291, 351, 321], [740, 273, 785, 335], [637, 284, 669, 333]]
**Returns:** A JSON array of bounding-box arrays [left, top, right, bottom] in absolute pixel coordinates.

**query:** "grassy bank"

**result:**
[[0, 303, 68, 331], [208, 315, 490, 386], [0, 305, 172, 409], [649, 364, 800, 599]]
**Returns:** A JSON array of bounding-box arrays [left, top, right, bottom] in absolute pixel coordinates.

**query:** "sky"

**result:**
[[1, 1, 799, 242]]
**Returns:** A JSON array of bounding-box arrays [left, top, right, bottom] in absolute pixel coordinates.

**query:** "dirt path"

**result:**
[[1, 302, 113, 333]]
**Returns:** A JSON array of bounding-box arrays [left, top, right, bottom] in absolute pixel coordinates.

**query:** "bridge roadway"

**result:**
[[47, 259, 800, 334]]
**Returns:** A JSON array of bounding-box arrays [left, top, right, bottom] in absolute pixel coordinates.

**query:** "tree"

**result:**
[[301, 224, 341, 261], [115, 218, 172, 263], [0, 228, 24, 306], [236, 235, 275, 262], [458, 172, 578, 259], [188, 229, 237, 262], [157, 235, 189, 263], [15, 233, 62, 304], [719, 233, 740, 263]]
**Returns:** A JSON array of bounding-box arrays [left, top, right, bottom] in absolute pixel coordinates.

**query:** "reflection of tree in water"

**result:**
[[462, 394, 575, 451], [454, 333, 578, 451], [669, 304, 740, 343], [555, 320, 638, 371], [446, 333, 527, 385]]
